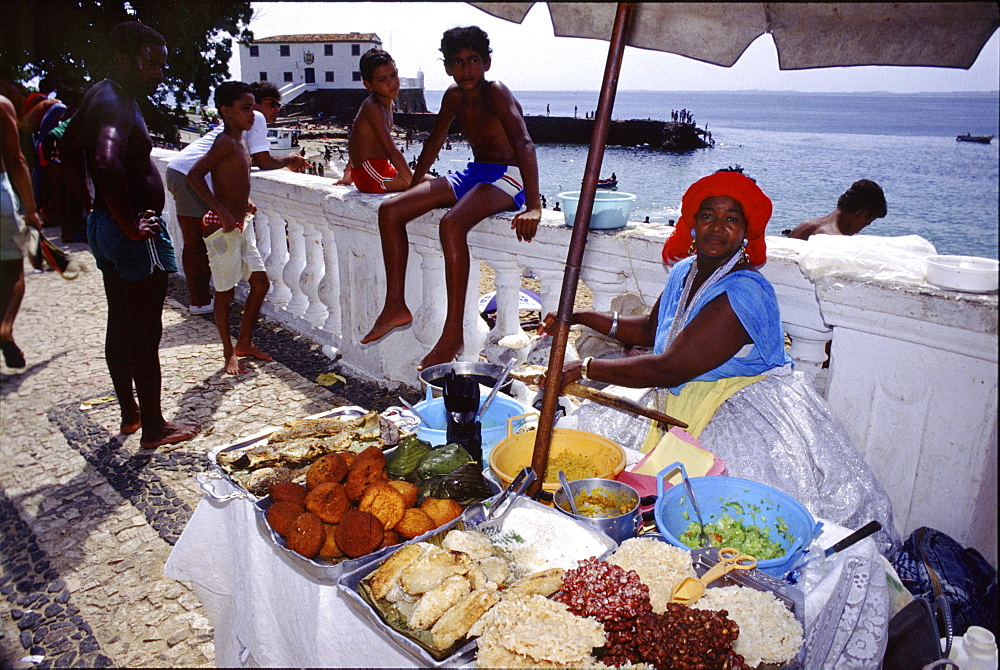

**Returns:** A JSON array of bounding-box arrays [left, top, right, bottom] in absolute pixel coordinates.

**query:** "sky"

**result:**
[[230, 2, 1000, 93]]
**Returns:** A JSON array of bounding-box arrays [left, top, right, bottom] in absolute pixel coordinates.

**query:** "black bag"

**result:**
[[892, 527, 998, 637], [884, 597, 950, 670]]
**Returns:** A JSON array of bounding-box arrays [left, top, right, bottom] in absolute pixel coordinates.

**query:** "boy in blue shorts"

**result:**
[[361, 26, 542, 371]]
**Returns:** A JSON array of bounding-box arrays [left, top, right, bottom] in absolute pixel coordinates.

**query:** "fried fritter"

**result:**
[[370, 543, 432, 600], [285, 512, 325, 559], [306, 452, 348, 490], [359, 482, 406, 531], [335, 509, 384, 558], [305, 482, 351, 524], [268, 482, 308, 506], [387, 479, 419, 508], [420, 498, 463, 527], [266, 501, 305, 538], [395, 508, 437, 540]]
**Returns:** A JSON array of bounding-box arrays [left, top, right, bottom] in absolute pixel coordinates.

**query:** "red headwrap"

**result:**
[[662, 171, 772, 267]]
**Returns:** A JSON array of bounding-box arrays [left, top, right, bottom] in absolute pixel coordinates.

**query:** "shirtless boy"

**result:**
[[361, 26, 542, 370], [62, 21, 198, 449], [186, 81, 272, 375], [788, 179, 887, 240], [335, 49, 415, 193]]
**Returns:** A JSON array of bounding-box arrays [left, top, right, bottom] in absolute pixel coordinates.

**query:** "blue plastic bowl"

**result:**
[[558, 190, 636, 230], [654, 465, 819, 577], [414, 391, 533, 466]]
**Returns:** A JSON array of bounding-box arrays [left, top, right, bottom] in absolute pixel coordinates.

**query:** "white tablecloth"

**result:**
[[166, 493, 893, 668]]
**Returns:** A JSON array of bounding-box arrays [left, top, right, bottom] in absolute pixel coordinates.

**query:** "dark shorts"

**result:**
[[87, 209, 177, 282]]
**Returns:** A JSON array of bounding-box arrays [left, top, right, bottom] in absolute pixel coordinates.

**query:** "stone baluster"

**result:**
[[252, 210, 271, 263], [783, 323, 832, 378], [282, 215, 309, 317], [481, 259, 525, 362], [411, 239, 445, 347], [581, 267, 629, 313], [317, 223, 342, 339], [299, 219, 328, 327], [264, 210, 292, 307]]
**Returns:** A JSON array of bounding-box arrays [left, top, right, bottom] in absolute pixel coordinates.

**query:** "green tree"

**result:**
[[0, 0, 254, 139]]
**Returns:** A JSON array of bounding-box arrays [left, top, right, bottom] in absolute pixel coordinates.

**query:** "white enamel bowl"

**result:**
[[925, 255, 999, 293]]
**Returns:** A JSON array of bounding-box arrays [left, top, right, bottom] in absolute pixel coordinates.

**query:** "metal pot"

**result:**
[[553, 478, 640, 545], [418, 361, 514, 398]]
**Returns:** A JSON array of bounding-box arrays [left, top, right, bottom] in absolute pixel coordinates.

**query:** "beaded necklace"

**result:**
[[662, 251, 743, 350]]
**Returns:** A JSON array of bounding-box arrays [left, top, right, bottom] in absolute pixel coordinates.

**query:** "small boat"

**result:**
[[267, 128, 301, 155], [956, 133, 994, 144], [597, 177, 618, 189]]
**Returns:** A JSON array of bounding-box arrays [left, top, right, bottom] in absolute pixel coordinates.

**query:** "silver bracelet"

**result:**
[[607, 311, 619, 340]]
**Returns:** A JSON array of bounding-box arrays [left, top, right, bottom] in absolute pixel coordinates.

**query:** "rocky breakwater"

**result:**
[[394, 113, 712, 152]]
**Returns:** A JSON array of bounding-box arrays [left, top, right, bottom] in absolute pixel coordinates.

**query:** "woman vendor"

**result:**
[[540, 169, 900, 556]]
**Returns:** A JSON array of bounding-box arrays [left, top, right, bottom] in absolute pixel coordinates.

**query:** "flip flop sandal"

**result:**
[[0, 341, 26, 368]]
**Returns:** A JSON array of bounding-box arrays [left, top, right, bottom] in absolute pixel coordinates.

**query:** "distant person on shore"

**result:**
[[62, 21, 198, 448], [334, 49, 415, 193], [1, 94, 44, 369], [185, 82, 272, 376], [361, 25, 542, 371], [788, 179, 887, 240], [167, 81, 307, 314]]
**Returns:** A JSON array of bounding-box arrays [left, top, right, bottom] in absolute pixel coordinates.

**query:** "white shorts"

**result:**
[[205, 216, 266, 292]]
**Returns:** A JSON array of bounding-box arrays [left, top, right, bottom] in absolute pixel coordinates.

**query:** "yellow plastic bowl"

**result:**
[[489, 421, 627, 494]]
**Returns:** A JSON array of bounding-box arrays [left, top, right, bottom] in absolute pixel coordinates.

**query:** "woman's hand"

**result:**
[[537, 311, 563, 337], [538, 358, 584, 391]]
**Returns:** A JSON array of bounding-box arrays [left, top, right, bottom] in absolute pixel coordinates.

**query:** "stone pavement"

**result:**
[[0, 240, 419, 668]]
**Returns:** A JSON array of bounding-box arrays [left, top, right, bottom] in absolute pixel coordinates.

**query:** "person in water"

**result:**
[[361, 26, 542, 371], [788, 178, 887, 240]]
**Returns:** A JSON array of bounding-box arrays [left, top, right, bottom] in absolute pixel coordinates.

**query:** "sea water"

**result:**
[[419, 90, 999, 259]]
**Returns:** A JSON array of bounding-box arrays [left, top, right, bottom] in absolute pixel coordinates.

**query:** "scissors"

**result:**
[[671, 547, 757, 605]]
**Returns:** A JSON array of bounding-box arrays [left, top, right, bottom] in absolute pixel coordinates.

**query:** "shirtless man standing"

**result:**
[[63, 21, 198, 448]]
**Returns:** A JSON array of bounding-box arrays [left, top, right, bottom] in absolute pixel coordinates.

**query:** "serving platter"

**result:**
[[337, 496, 618, 667]]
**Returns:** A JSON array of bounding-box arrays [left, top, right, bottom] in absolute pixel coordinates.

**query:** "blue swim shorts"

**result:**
[[446, 162, 526, 210], [87, 209, 178, 282]]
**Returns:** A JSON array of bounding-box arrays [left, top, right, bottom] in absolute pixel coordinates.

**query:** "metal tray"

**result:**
[[195, 405, 373, 502], [337, 496, 618, 667], [642, 533, 806, 669]]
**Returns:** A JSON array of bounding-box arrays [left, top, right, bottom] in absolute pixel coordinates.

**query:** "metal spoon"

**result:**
[[398, 396, 432, 427], [467, 467, 536, 531], [678, 463, 710, 548], [558, 470, 580, 515], [477, 358, 517, 421]]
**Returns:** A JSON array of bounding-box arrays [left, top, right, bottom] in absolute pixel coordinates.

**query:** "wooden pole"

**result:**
[[529, 3, 636, 495]]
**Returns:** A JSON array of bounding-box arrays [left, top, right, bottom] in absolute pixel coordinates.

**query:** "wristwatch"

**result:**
[[581, 356, 594, 381]]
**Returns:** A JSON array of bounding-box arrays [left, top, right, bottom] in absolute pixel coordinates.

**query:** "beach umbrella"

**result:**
[[468, 2, 1000, 493]]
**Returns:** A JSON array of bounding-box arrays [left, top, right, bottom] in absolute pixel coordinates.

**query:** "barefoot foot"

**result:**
[[361, 307, 412, 344], [225, 353, 248, 375], [233, 343, 273, 362], [417, 337, 464, 371], [139, 421, 199, 449], [120, 412, 141, 435]]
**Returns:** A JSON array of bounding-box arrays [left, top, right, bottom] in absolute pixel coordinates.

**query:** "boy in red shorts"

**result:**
[[361, 26, 542, 371], [335, 49, 414, 193]]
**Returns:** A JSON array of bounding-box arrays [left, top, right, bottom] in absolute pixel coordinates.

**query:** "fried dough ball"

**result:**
[[345, 458, 388, 502], [380, 530, 401, 549], [335, 510, 385, 558], [285, 512, 325, 559], [305, 482, 351, 524], [387, 479, 419, 508], [268, 482, 308, 506], [320, 523, 343, 558], [266, 501, 305, 538], [307, 452, 348, 490], [352, 445, 387, 470], [421, 497, 464, 527], [342, 452, 357, 468], [359, 482, 406, 531], [395, 508, 437, 539]]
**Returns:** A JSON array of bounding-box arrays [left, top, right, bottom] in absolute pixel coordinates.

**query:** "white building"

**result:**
[[238, 32, 426, 116]]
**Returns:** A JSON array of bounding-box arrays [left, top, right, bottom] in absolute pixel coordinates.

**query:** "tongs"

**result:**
[[466, 466, 536, 531]]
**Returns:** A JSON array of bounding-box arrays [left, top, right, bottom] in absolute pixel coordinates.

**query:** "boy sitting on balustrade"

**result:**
[[335, 48, 415, 194], [361, 26, 542, 371]]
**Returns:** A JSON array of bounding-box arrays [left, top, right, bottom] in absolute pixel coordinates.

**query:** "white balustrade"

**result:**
[[151, 149, 997, 566]]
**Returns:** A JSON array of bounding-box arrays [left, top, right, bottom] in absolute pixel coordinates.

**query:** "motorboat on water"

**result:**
[[597, 176, 618, 189], [956, 133, 994, 144], [267, 127, 301, 155]]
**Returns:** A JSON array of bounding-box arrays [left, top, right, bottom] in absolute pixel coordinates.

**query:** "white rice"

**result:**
[[693, 585, 803, 668], [490, 506, 609, 577]]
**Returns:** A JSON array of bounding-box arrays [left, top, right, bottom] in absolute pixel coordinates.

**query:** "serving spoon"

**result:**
[[558, 470, 580, 515]]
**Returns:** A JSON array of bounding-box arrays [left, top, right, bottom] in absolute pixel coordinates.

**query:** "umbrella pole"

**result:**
[[529, 2, 635, 494]]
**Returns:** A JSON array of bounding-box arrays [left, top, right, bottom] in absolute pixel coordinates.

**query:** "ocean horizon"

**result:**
[[420, 89, 999, 259]]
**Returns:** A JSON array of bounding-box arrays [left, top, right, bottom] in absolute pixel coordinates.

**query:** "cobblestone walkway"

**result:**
[[1, 241, 419, 668]]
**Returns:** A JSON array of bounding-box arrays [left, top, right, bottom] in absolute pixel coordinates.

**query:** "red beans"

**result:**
[[555, 558, 750, 669]]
